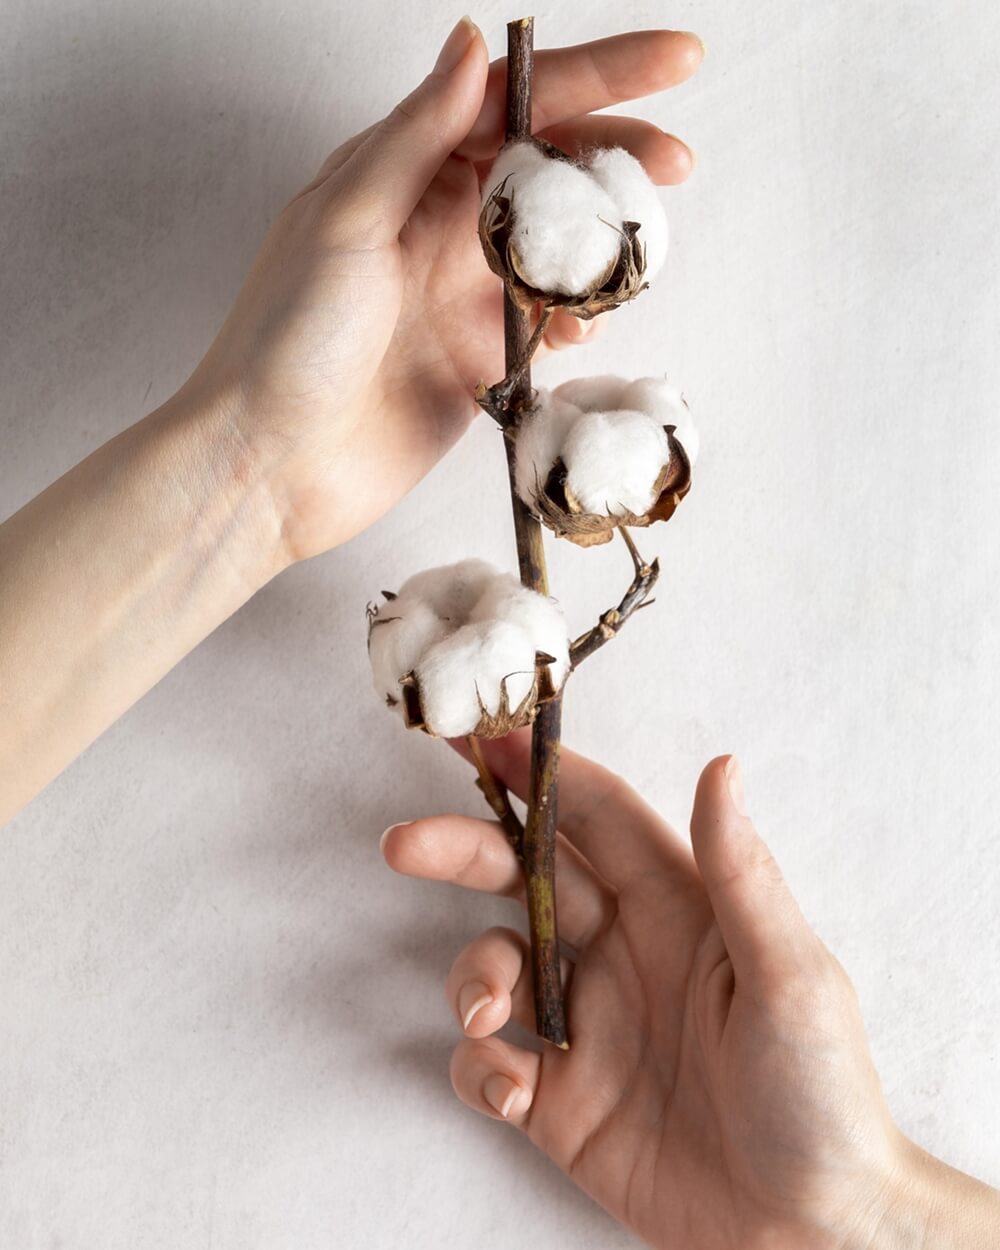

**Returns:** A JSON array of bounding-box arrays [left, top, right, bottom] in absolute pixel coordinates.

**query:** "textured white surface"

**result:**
[[1, 3, 999, 1247]]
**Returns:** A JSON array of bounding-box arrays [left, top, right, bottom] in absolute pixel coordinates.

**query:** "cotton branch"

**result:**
[[472, 15, 568, 1050]]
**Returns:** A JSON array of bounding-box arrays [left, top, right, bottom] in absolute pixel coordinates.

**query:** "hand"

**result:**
[[381, 734, 998, 1249], [179, 20, 703, 560]]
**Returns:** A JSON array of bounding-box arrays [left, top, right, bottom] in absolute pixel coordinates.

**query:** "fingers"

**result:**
[[451, 731, 699, 890], [323, 17, 489, 246], [536, 114, 695, 185], [381, 813, 615, 949], [450, 1035, 540, 1126], [542, 309, 604, 352], [457, 30, 704, 161], [689, 756, 823, 993], [446, 925, 572, 1039]]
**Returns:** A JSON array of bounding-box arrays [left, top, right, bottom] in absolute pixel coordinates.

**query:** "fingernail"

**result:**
[[379, 821, 410, 853], [686, 31, 707, 59], [724, 756, 748, 818], [483, 1073, 528, 1119], [434, 16, 477, 75], [458, 981, 493, 1031]]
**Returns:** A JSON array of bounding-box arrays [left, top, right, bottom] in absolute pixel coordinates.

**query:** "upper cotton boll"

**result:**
[[513, 389, 579, 506], [484, 141, 622, 296], [562, 409, 671, 516], [588, 146, 669, 280], [620, 376, 699, 467]]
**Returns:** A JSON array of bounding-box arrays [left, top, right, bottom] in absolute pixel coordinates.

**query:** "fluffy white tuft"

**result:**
[[513, 389, 579, 506], [562, 409, 671, 516], [553, 375, 630, 413], [471, 575, 571, 690], [396, 559, 497, 622], [620, 376, 699, 466], [369, 597, 448, 707], [369, 560, 569, 737], [587, 146, 669, 279]]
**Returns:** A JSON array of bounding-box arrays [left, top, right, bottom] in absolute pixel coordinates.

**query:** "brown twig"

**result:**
[[569, 527, 660, 669], [466, 734, 525, 859], [475, 305, 554, 426], [484, 16, 569, 1050]]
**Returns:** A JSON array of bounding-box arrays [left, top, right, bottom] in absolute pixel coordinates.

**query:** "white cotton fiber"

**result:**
[[553, 375, 630, 414], [471, 576, 570, 689], [562, 409, 671, 516], [369, 597, 448, 705], [483, 141, 622, 296], [416, 621, 538, 739], [513, 389, 579, 505], [397, 559, 497, 623], [369, 559, 570, 737], [620, 376, 699, 466], [587, 146, 669, 279]]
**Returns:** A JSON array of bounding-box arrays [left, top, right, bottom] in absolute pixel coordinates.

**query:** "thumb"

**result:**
[[690, 755, 820, 993], [332, 17, 488, 246]]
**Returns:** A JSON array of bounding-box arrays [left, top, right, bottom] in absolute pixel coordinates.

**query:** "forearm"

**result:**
[[0, 384, 289, 824]]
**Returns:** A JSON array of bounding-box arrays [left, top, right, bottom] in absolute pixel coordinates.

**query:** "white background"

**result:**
[[2, 2, 998, 1245]]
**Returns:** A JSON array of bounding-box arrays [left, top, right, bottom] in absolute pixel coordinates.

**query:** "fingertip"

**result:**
[[677, 30, 707, 73], [450, 1037, 539, 1126], [482, 1072, 533, 1121], [379, 820, 411, 858], [657, 133, 695, 183]]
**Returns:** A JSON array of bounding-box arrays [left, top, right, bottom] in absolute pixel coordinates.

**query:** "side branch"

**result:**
[[569, 527, 660, 670]]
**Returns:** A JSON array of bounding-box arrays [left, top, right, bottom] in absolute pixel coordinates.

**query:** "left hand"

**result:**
[[181, 20, 703, 559]]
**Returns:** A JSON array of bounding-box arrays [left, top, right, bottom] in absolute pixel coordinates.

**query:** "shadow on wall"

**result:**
[[0, 5, 372, 459]]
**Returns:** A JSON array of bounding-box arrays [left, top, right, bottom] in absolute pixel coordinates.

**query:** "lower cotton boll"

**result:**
[[562, 410, 671, 516], [366, 559, 571, 737]]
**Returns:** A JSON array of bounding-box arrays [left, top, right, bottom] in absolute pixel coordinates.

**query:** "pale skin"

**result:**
[[0, 16, 996, 1248]]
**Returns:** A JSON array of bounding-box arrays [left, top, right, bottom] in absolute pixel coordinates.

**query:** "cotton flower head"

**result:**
[[513, 375, 697, 547], [478, 138, 668, 319], [367, 560, 570, 739]]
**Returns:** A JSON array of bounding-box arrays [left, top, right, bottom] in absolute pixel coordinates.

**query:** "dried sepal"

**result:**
[[398, 653, 560, 739], [532, 427, 693, 547], [478, 137, 650, 321]]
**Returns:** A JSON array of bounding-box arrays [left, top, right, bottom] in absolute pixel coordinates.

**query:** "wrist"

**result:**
[[163, 373, 296, 585], [848, 1135, 1000, 1250]]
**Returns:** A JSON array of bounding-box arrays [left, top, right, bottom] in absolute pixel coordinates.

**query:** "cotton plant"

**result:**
[[366, 17, 699, 1049]]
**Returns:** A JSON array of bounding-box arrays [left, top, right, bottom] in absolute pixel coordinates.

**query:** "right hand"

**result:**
[[382, 733, 957, 1248]]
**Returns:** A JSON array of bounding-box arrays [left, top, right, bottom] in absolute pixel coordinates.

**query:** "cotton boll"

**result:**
[[588, 147, 669, 280], [514, 389, 580, 506], [620, 376, 699, 467], [562, 409, 671, 516], [471, 576, 571, 690], [485, 142, 623, 295], [553, 375, 630, 414], [397, 559, 498, 623], [368, 597, 449, 708], [416, 621, 538, 738]]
